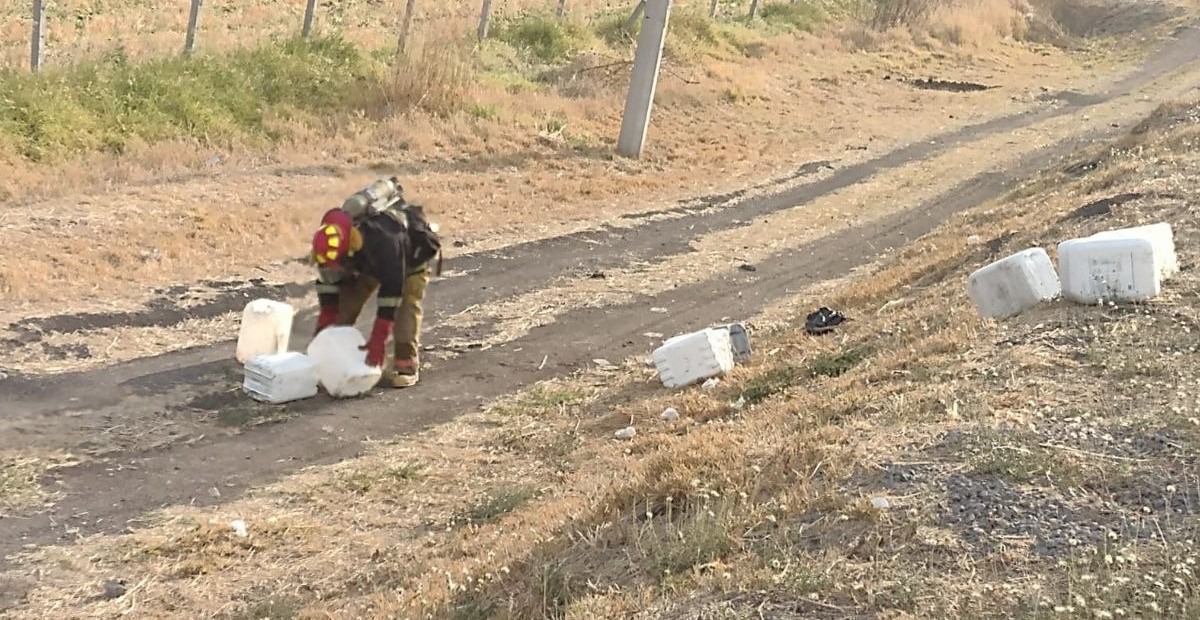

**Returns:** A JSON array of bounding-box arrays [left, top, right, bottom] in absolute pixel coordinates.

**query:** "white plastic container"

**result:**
[[717, 323, 752, 363], [305, 326, 383, 398], [652, 327, 735, 389], [235, 299, 295, 364], [966, 247, 1061, 319], [243, 352, 319, 404], [1058, 236, 1161, 304], [1087, 222, 1178, 280]]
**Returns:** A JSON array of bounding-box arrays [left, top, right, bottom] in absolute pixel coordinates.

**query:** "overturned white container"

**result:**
[[718, 322, 752, 363], [243, 351, 319, 404], [652, 327, 735, 389], [235, 299, 295, 364], [1087, 222, 1178, 280], [305, 326, 383, 398], [966, 247, 1061, 319], [1058, 235, 1162, 304]]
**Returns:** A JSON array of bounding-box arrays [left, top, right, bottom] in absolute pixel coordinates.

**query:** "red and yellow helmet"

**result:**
[[311, 209, 361, 266]]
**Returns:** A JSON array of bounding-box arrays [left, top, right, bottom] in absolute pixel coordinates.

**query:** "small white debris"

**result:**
[[870, 497, 890, 509], [660, 407, 679, 421], [230, 519, 248, 538], [208, 487, 221, 499], [967, 235, 983, 246], [0, 371, 7, 381], [731, 396, 746, 410], [651, 307, 669, 313], [615, 427, 637, 440], [643, 332, 664, 339], [702, 378, 720, 390]]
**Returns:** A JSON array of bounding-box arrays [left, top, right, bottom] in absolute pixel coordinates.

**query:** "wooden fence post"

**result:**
[[302, 0, 318, 37], [30, 0, 46, 72], [478, 0, 493, 40], [397, 0, 417, 53], [556, 0, 567, 20], [184, 0, 203, 55], [709, 0, 719, 19], [748, 0, 759, 19]]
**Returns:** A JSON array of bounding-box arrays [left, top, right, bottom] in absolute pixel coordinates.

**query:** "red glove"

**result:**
[[314, 304, 338, 336], [360, 318, 393, 367]]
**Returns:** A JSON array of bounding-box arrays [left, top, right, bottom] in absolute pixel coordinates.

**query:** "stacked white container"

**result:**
[[966, 247, 1062, 319], [1083, 222, 1178, 280], [652, 327, 735, 389], [1057, 235, 1162, 304], [243, 352, 320, 404]]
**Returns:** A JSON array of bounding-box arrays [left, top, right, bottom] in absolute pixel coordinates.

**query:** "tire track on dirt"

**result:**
[[2, 22, 1199, 594]]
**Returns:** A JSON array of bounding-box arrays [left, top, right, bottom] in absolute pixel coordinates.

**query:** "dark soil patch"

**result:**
[[6, 279, 303, 339], [1062, 192, 1144, 221], [1062, 158, 1102, 177], [620, 159, 835, 219], [908, 78, 993, 93]]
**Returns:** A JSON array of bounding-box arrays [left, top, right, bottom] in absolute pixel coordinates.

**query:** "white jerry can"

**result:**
[[1083, 222, 1178, 280], [305, 326, 383, 398], [652, 327, 735, 389], [1058, 235, 1162, 304], [235, 299, 295, 364], [966, 247, 1061, 319]]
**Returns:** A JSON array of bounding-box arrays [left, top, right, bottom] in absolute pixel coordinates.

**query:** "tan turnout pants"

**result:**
[[333, 267, 431, 365]]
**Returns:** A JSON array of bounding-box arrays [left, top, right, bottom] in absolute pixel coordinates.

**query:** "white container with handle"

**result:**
[[966, 247, 1061, 319], [305, 326, 383, 398], [235, 299, 295, 364], [652, 327, 735, 389]]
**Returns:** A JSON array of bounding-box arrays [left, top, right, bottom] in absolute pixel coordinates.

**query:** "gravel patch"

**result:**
[[939, 474, 1124, 557]]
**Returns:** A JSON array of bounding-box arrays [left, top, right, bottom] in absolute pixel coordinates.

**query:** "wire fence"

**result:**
[[0, 0, 780, 72]]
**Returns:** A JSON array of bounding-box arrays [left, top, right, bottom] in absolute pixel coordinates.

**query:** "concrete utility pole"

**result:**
[[478, 0, 493, 40], [397, 0, 417, 53], [616, 0, 672, 159], [30, 0, 46, 71], [184, 0, 203, 55], [302, 0, 318, 37]]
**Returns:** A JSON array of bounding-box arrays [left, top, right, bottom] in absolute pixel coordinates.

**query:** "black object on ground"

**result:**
[[805, 307, 848, 335]]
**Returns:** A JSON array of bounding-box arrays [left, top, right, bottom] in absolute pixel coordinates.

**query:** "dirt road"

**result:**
[[3, 21, 1200, 606]]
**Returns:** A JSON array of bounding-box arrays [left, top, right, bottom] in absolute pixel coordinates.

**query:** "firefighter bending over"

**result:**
[[309, 177, 442, 388]]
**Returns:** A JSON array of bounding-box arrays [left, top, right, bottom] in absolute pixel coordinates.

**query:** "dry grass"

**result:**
[[0, 451, 79, 516], [6, 92, 1200, 618], [0, 0, 680, 67]]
